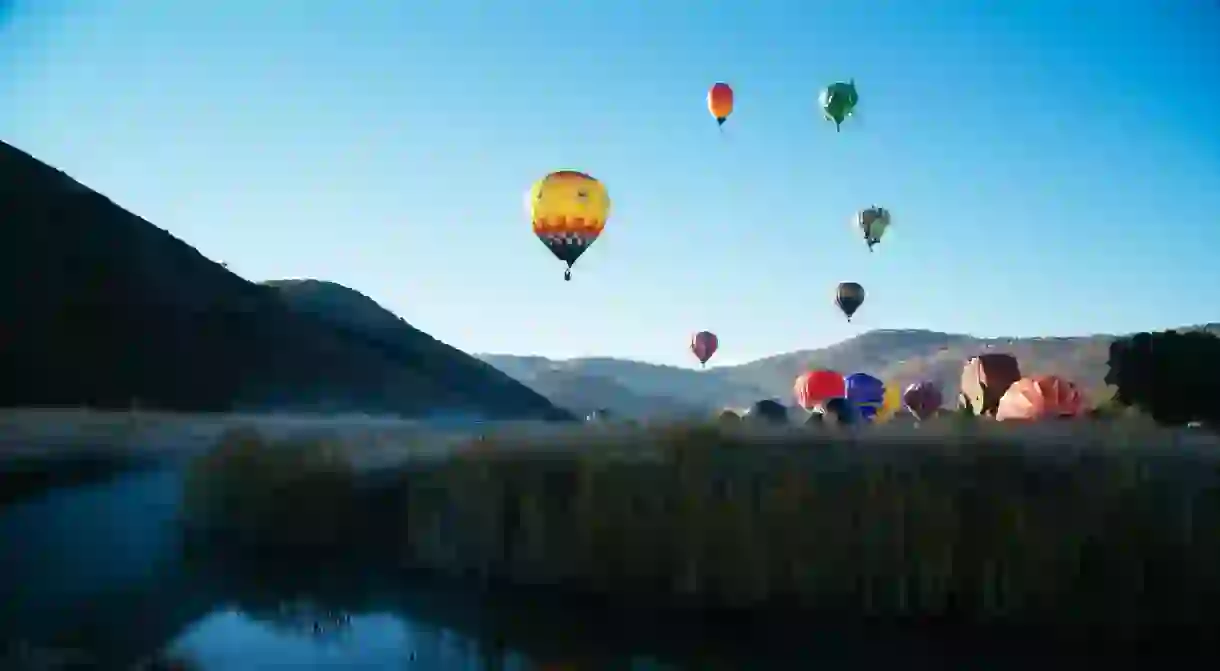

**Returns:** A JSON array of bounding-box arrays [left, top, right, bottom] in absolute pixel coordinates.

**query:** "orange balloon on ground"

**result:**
[[996, 375, 1086, 421], [707, 83, 734, 126]]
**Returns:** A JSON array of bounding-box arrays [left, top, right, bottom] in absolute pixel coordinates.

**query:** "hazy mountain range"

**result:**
[[480, 324, 1220, 419]]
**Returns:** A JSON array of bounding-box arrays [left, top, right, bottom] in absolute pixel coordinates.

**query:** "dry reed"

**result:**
[[182, 420, 1220, 636]]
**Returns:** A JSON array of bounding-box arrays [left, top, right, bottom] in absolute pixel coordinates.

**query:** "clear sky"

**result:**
[[3, 0, 1218, 367]]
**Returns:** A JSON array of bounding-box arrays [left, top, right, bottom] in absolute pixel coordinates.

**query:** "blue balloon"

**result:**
[[821, 397, 862, 426], [844, 373, 885, 422]]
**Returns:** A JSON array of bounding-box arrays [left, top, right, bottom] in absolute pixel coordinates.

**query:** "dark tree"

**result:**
[[1106, 329, 1220, 426]]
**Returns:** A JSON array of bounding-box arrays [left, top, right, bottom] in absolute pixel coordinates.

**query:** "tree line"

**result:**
[[1106, 328, 1220, 426]]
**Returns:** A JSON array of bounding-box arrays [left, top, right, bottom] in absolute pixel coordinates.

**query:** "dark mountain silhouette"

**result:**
[[481, 325, 1220, 418], [0, 140, 571, 421], [262, 279, 575, 420]]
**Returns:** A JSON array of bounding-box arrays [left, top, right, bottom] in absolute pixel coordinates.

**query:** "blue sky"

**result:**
[[2, 0, 1218, 367]]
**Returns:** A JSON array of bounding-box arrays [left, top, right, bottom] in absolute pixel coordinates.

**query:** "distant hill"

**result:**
[[478, 354, 772, 419], [474, 355, 709, 420], [481, 325, 1220, 418], [0, 140, 571, 421]]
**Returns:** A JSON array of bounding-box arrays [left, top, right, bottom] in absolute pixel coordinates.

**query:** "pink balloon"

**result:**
[[690, 331, 719, 366], [902, 381, 943, 421]]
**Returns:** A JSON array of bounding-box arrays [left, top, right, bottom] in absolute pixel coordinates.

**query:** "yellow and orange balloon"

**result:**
[[707, 82, 734, 127], [528, 170, 611, 281]]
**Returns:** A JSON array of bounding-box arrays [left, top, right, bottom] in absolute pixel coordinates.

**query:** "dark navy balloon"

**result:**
[[746, 399, 789, 425]]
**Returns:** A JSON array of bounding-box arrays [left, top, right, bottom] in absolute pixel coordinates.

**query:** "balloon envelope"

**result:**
[[856, 207, 891, 250], [707, 83, 734, 124], [959, 353, 1021, 416], [717, 409, 742, 425], [690, 331, 719, 365], [819, 80, 859, 129], [529, 170, 611, 280], [903, 381, 943, 421], [746, 399, 789, 425], [821, 397, 860, 426], [875, 381, 903, 422], [997, 375, 1086, 421], [794, 370, 846, 410], [844, 373, 885, 421], [835, 282, 866, 321]]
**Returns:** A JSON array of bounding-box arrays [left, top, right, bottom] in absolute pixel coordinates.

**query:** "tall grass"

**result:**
[[183, 427, 360, 551], [182, 420, 1220, 638]]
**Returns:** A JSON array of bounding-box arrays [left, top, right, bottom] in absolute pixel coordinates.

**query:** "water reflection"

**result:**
[[0, 462, 1108, 670], [170, 608, 681, 670], [0, 465, 688, 669], [172, 610, 426, 669], [0, 468, 193, 661]]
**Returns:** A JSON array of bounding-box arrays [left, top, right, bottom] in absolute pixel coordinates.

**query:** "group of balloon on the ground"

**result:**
[[782, 353, 1087, 424], [529, 80, 1087, 423], [705, 352, 1086, 425]]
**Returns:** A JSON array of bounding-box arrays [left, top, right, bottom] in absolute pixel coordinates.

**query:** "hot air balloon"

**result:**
[[959, 354, 1021, 416], [902, 381, 943, 421], [794, 370, 846, 411], [745, 399, 789, 425], [529, 170, 611, 281], [717, 409, 742, 425], [844, 372, 885, 422], [855, 206, 891, 252], [996, 375, 1086, 421], [691, 331, 719, 367], [835, 282, 866, 322], [821, 397, 860, 427], [818, 80, 859, 132], [707, 82, 734, 128], [875, 381, 903, 422]]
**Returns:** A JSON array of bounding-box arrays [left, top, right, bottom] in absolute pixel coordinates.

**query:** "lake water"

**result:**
[[0, 459, 1146, 670]]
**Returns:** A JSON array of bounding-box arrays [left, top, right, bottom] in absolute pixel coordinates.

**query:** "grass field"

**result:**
[[172, 416, 1220, 645]]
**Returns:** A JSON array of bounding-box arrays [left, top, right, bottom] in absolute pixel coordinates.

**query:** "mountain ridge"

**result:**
[[479, 323, 1220, 418]]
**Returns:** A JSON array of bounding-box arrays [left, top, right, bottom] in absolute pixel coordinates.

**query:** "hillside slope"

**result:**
[[0, 141, 571, 421], [481, 325, 1220, 417], [263, 279, 575, 420]]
